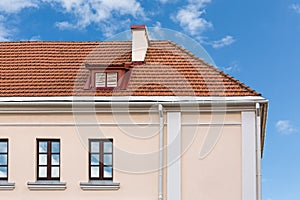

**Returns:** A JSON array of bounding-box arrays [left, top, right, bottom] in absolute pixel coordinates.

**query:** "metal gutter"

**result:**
[[256, 103, 262, 200], [0, 96, 267, 102], [158, 104, 164, 200], [260, 102, 269, 156], [0, 101, 268, 107], [0, 99, 268, 107]]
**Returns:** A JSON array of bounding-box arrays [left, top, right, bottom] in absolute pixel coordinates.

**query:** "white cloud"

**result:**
[[222, 61, 240, 72], [211, 35, 235, 48], [29, 35, 41, 41], [157, 0, 169, 3], [0, 0, 38, 13], [157, 0, 181, 4], [45, 0, 145, 36], [174, 4, 212, 36], [55, 21, 76, 30], [148, 21, 165, 40], [276, 120, 297, 135], [173, 0, 234, 49], [0, 0, 146, 39], [20, 35, 41, 41], [153, 21, 162, 30], [187, 0, 211, 8], [100, 18, 131, 38], [0, 1, 38, 41], [0, 16, 11, 41], [290, 3, 300, 14]]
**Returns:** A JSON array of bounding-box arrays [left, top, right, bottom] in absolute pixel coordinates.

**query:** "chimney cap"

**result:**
[[130, 24, 146, 29]]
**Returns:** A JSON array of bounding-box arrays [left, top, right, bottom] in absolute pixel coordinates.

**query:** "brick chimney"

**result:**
[[131, 25, 149, 63]]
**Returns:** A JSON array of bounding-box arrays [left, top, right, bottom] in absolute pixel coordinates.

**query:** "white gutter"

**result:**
[[0, 99, 268, 107], [0, 96, 267, 102], [0, 101, 268, 109], [256, 103, 262, 200], [158, 104, 164, 200]]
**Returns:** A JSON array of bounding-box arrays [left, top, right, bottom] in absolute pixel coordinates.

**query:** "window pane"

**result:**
[[0, 154, 7, 165], [39, 154, 47, 165], [39, 142, 47, 153], [51, 142, 60, 153], [104, 142, 112, 153], [91, 154, 99, 165], [91, 166, 99, 178], [95, 73, 106, 87], [103, 167, 112, 178], [107, 73, 118, 87], [0, 167, 7, 178], [39, 166, 47, 178], [51, 167, 59, 178], [90, 142, 99, 153], [0, 142, 7, 153], [103, 154, 112, 166], [51, 154, 60, 165]]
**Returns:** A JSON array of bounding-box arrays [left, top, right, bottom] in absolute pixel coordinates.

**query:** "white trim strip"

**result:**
[[182, 122, 241, 126], [0, 123, 160, 126], [0, 108, 257, 114], [0, 122, 241, 127], [242, 112, 257, 200], [0, 96, 267, 102], [167, 112, 181, 200]]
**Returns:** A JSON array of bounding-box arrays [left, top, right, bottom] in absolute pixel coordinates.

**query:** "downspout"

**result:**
[[158, 104, 164, 200], [256, 103, 262, 200]]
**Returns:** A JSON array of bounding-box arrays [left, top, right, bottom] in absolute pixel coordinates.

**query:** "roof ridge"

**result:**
[[0, 41, 99, 43], [167, 40, 260, 96], [0, 41, 133, 44]]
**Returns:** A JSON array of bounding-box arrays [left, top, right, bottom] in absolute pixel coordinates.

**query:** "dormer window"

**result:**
[[83, 63, 133, 90], [95, 72, 118, 88]]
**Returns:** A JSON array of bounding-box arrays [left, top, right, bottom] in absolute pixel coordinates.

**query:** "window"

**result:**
[[89, 139, 113, 180], [95, 72, 118, 88], [37, 139, 60, 180], [0, 139, 8, 180]]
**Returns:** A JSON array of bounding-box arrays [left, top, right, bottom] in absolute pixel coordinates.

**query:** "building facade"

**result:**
[[0, 25, 268, 200]]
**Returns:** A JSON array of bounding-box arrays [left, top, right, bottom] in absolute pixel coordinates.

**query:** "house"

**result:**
[[0, 25, 268, 200]]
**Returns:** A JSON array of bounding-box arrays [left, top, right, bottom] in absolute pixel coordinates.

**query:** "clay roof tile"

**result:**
[[0, 40, 260, 97]]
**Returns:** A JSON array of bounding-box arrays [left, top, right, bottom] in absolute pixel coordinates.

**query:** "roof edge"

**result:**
[[167, 41, 261, 96], [0, 96, 268, 103]]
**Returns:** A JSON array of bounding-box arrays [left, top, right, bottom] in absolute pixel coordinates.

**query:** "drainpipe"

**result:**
[[256, 103, 262, 200], [158, 104, 164, 200]]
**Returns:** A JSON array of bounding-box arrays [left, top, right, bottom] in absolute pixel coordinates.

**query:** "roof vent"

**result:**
[[131, 25, 149, 63]]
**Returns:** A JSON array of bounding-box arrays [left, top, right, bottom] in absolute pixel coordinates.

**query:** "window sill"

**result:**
[[95, 87, 119, 90], [80, 181, 120, 190], [27, 181, 66, 190], [0, 181, 15, 190]]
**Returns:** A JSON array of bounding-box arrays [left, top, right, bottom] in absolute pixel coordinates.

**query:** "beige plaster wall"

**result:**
[[0, 111, 242, 200], [180, 112, 242, 200]]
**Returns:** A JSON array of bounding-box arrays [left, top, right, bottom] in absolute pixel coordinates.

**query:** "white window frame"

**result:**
[[95, 72, 118, 88]]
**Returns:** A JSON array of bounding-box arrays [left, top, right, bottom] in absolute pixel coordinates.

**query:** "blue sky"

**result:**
[[0, 0, 300, 199]]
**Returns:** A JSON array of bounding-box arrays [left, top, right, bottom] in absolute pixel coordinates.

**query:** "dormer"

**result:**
[[84, 63, 133, 90], [84, 25, 149, 90]]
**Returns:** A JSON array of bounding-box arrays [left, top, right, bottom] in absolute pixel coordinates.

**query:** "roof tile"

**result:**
[[0, 40, 260, 97]]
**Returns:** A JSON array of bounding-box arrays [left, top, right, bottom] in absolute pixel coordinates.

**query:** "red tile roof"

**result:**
[[0, 40, 260, 97]]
